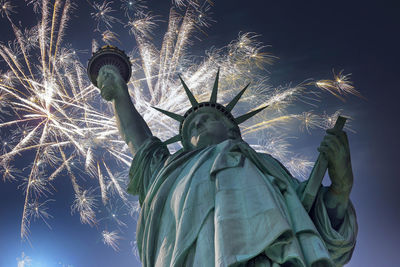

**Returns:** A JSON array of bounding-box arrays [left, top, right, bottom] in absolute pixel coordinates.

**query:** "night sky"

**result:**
[[1, 0, 399, 266]]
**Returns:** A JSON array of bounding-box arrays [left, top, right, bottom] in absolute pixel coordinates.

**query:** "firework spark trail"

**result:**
[[108, 149, 132, 166], [71, 188, 97, 226], [48, 154, 73, 181], [91, 0, 120, 31], [51, 0, 72, 75], [228, 33, 276, 69], [127, 11, 160, 98], [39, 0, 49, 76], [25, 0, 42, 13], [102, 29, 120, 44], [253, 133, 291, 158], [26, 199, 55, 229], [298, 111, 322, 133], [127, 10, 158, 39], [0, 0, 16, 18], [0, 0, 128, 240], [5, 16, 35, 80], [242, 115, 298, 136], [167, 8, 196, 83], [155, 8, 181, 100], [0, 44, 32, 90], [102, 230, 121, 251], [173, 0, 202, 8], [0, 0, 361, 246], [1, 162, 21, 182], [98, 162, 109, 205], [120, 0, 147, 17], [313, 70, 363, 100], [20, 120, 51, 239], [100, 199, 131, 228], [123, 1, 360, 165], [193, 1, 215, 29], [104, 162, 128, 202], [47, 0, 62, 70]]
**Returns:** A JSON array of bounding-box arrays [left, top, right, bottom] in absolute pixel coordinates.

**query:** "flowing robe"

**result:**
[[128, 137, 357, 267]]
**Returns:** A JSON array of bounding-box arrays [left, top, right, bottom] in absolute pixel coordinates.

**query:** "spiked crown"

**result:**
[[153, 69, 268, 149]]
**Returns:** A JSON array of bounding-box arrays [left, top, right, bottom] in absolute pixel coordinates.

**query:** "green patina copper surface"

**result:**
[[95, 65, 357, 267]]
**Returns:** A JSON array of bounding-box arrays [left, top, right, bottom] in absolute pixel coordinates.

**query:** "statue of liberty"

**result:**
[[89, 46, 357, 267]]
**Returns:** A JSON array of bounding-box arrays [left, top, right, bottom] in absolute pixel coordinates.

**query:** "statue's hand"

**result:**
[[96, 65, 128, 101], [318, 128, 353, 195]]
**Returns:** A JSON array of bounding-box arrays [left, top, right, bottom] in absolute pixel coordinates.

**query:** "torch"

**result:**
[[87, 45, 132, 87]]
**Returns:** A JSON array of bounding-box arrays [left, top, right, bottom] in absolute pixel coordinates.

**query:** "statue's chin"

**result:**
[[190, 134, 229, 149]]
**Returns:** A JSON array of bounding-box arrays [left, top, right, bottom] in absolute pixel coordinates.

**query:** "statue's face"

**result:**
[[186, 108, 235, 149]]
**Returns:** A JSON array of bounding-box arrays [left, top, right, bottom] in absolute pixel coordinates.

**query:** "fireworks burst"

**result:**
[[91, 0, 121, 31], [71, 188, 98, 226], [0, 0, 16, 18], [1, 162, 21, 181], [126, 11, 159, 38], [0, 0, 130, 240], [314, 69, 363, 100], [102, 29, 120, 44], [0, 0, 361, 250], [120, 0, 147, 17], [26, 199, 54, 229], [102, 230, 122, 251]]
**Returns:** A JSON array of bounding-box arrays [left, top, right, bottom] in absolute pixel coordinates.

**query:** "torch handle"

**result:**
[[300, 116, 347, 212]]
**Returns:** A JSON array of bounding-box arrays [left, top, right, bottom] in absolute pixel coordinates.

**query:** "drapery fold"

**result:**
[[128, 137, 357, 267]]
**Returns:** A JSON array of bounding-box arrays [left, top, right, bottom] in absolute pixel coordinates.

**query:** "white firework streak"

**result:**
[[1, 162, 22, 182], [313, 69, 363, 100], [0, 0, 361, 246], [0, 0, 127, 240], [0, 0, 16, 19], [102, 29, 120, 44], [26, 199, 55, 229], [104, 162, 128, 202], [120, 0, 147, 17], [91, 0, 121, 31], [102, 230, 121, 251], [71, 187, 97, 226], [98, 161, 109, 205]]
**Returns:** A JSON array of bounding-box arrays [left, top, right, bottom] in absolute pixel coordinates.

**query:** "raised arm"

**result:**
[[96, 65, 152, 154]]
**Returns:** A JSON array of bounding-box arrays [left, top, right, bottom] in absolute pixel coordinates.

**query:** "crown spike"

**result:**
[[179, 75, 198, 107], [225, 83, 250, 112], [210, 68, 220, 103], [235, 105, 268, 124], [164, 135, 182, 145], [152, 106, 184, 122]]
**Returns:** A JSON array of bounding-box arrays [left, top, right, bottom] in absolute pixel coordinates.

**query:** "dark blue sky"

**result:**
[[1, 0, 399, 266]]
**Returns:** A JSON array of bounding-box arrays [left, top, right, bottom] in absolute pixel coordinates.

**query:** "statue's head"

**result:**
[[153, 69, 268, 151], [182, 106, 241, 149]]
